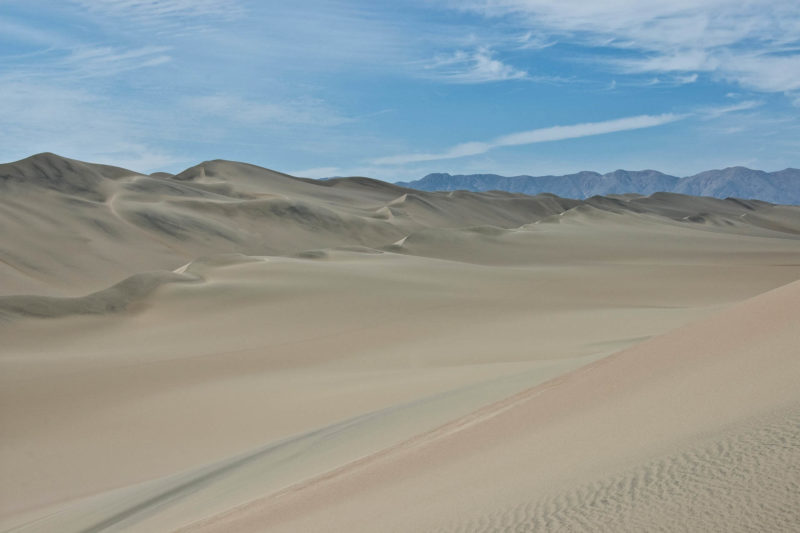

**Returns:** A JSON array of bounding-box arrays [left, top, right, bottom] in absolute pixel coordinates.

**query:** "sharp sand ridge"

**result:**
[[1, 153, 799, 532]]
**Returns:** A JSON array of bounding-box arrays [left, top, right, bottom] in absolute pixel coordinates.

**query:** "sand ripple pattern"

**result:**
[[442, 407, 800, 533]]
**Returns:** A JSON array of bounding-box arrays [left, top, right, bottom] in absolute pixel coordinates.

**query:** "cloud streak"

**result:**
[[699, 100, 763, 119], [372, 113, 685, 165], [423, 47, 529, 83]]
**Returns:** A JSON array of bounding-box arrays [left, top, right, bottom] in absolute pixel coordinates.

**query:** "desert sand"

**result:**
[[1, 153, 799, 532]]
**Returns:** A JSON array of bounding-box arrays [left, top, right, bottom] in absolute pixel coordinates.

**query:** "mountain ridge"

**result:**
[[396, 167, 800, 205]]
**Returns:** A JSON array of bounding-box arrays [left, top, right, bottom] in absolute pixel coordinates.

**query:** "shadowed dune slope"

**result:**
[[0, 271, 199, 320]]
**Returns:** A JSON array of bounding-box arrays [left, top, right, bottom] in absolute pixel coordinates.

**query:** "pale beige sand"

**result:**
[[184, 280, 800, 533], [1, 154, 800, 532]]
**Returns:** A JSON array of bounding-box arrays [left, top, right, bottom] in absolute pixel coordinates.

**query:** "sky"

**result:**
[[1, 0, 799, 180]]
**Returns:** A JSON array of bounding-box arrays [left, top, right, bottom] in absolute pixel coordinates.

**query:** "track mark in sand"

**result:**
[[441, 406, 800, 533], [8, 359, 586, 533], [178, 366, 591, 532]]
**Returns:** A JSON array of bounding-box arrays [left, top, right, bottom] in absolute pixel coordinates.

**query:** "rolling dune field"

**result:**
[[1, 154, 799, 532]]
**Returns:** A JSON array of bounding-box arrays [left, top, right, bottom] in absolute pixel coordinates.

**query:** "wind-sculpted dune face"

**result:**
[[1, 153, 800, 533], [445, 410, 800, 533]]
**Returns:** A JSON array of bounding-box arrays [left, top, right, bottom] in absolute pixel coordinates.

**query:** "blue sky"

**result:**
[[1, 0, 799, 180]]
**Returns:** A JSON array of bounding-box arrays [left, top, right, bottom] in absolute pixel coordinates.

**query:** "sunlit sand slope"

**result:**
[[185, 280, 800, 533]]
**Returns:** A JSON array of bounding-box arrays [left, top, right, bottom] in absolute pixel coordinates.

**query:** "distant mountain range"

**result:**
[[396, 167, 800, 205]]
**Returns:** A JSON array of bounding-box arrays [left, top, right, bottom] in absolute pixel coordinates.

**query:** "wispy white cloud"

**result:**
[[516, 31, 557, 50], [60, 45, 172, 78], [183, 95, 353, 127], [617, 72, 700, 88], [717, 53, 800, 92], [2, 44, 172, 82], [371, 113, 685, 165], [616, 50, 716, 75], [70, 0, 245, 33], [423, 46, 528, 83], [0, 16, 65, 47], [452, 0, 800, 94], [72, 0, 242, 17], [699, 100, 763, 118]]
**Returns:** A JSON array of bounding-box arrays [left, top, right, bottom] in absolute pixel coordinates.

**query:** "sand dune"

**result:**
[[1, 153, 800, 532], [185, 280, 800, 533], [3, 153, 798, 296]]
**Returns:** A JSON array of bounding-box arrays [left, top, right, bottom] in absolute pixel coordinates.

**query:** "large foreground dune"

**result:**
[[187, 278, 800, 533], [1, 154, 799, 532]]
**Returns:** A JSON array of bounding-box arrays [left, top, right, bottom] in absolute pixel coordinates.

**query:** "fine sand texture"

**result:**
[[1, 153, 800, 532], [184, 280, 800, 533]]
